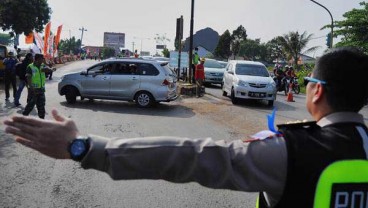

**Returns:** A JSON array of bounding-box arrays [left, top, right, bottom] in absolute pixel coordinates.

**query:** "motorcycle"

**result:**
[[289, 77, 300, 94], [273, 76, 288, 95]]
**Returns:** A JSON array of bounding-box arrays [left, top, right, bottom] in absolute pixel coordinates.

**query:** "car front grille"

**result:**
[[249, 83, 267, 88]]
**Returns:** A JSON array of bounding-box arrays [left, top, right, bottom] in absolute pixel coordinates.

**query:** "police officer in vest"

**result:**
[[4, 47, 368, 207], [22, 54, 55, 119]]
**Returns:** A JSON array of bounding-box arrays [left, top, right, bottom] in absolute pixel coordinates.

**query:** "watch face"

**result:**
[[71, 140, 87, 157]]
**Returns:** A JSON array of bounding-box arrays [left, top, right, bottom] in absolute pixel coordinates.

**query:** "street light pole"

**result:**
[[310, 0, 334, 48]]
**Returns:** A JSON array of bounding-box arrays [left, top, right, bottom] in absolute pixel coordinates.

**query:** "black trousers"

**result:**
[[23, 89, 46, 119], [4, 72, 17, 99]]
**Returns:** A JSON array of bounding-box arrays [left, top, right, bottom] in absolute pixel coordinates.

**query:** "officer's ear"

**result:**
[[311, 83, 325, 104]]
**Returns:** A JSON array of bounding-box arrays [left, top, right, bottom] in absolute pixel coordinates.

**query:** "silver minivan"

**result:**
[[58, 58, 178, 107]]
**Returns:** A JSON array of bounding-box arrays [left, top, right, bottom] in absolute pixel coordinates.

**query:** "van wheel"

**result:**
[[268, 100, 274, 107], [135, 91, 154, 107], [65, 87, 78, 104], [231, 88, 238, 104]]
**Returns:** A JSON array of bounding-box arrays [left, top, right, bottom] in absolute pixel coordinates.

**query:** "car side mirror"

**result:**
[[80, 71, 87, 76]]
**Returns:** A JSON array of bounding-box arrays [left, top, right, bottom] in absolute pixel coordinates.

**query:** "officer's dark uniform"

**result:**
[[258, 112, 368, 207]]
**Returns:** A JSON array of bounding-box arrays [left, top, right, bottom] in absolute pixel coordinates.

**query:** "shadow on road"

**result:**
[[59, 99, 196, 118]]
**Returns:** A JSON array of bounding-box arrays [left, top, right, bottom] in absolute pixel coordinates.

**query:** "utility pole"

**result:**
[[79, 27, 87, 49], [310, 0, 334, 48], [132, 42, 135, 54], [189, 0, 195, 84]]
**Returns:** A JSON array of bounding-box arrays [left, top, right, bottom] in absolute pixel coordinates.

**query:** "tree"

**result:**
[[231, 25, 247, 59], [278, 31, 319, 68], [266, 37, 287, 63], [0, 0, 52, 35], [101, 47, 115, 59], [0, 33, 12, 45], [58, 37, 81, 55], [162, 48, 170, 58], [330, 1, 368, 53], [238, 38, 261, 60], [214, 30, 232, 60]]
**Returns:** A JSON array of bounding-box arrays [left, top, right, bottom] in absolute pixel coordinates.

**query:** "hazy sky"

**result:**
[[18, 0, 364, 56]]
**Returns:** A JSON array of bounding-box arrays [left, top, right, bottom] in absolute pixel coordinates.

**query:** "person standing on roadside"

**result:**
[[3, 51, 18, 102], [22, 54, 55, 119], [4, 48, 368, 208], [195, 57, 205, 97], [14, 53, 33, 107], [192, 47, 199, 82]]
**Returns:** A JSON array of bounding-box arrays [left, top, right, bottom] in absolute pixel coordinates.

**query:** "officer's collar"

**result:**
[[317, 112, 365, 127]]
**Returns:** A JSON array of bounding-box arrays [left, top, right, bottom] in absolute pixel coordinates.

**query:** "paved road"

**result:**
[[1, 60, 367, 207]]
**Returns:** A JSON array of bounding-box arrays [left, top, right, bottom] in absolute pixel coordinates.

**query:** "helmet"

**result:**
[[200, 57, 206, 62], [8, 52, 14, 57]]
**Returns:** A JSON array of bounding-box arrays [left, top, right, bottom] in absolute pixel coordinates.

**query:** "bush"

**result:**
[[296, 64, 314, 94]]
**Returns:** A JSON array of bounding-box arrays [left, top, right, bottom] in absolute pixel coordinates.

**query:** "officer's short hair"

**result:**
[[34, 54, 44, 61], [313, 47, 368, 112]]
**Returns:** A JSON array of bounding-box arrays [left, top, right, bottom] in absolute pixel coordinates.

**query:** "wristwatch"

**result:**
[[68, 136, 90, 161]]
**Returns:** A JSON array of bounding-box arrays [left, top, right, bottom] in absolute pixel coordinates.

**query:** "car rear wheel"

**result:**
[[231, 88, 238, 104], [135, 91, 154, 107], [65, 87, 78, 104]]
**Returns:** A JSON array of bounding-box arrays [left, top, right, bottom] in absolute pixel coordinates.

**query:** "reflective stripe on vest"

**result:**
[[356, 126, 368, 158], [29, 64, 46, 89]]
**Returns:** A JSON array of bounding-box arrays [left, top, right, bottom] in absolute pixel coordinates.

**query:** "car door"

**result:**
[[81, 63, 111, 97], [109, 62, 140, 99]]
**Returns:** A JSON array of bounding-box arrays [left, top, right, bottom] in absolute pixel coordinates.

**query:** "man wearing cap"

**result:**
[[3, 51, 18, 101], [22, 54, 55, 119], [4, 47, 368, 207]]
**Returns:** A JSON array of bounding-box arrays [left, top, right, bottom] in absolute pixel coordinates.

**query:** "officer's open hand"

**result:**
[[4, 109, 79, 159]]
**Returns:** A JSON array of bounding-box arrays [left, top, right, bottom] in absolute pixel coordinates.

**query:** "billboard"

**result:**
[[103, 32, 125, 48], [169, 51, 189, 68]]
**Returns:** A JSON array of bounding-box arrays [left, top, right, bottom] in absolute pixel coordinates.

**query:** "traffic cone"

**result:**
[[286, 83, 295, 102]]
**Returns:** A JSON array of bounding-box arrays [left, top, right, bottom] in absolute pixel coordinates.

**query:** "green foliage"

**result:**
[[214, 30, 232, 59], [58, 37, 81, 55], [101, 47, 115, 59], [239, 38, 263, 61], [231, 25, 247, 59], [332, 2, 368, 53], [295, 64, 314, 94], [0, 33, 12, 45], [265, 37, 286, 63], [0, 0, 52, 35], [162, 48, 170, 57]]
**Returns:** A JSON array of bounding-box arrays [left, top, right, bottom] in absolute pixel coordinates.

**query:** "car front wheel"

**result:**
[[65, 87, 78, 104], [135, 91, 154, 107], [231, 88, 238, 104]]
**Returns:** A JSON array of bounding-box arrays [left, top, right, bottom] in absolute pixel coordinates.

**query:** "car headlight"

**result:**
[[268, 82, 276, 89], [238, 80, 248, 87]]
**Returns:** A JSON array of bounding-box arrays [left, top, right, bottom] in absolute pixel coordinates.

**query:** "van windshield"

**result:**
[[235, 64, 269, 77]]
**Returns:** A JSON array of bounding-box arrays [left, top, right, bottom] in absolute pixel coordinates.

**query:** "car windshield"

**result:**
[[204, 60, 223, 69], [235, 64, 269, 77]]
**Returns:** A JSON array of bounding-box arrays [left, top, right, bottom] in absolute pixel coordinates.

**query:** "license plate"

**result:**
[[249, 92, 266, 98]]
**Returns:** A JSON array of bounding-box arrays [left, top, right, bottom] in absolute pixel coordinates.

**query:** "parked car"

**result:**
[[58, 58, 178, 107], [222, 60, 277, 106], [203, 58, 226, 87]]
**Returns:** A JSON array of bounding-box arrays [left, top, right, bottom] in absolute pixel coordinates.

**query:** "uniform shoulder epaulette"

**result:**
[[277, 120, 317, 129]]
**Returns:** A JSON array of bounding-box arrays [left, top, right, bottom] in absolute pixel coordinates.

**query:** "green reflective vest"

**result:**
[[193, 52, 199, 65], [314, 160, 368, 207], [29, 63, 46, 89]]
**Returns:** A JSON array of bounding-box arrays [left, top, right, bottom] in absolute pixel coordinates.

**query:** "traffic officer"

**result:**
[[22, 54, 55, 119], [4, 47, 368, 207]]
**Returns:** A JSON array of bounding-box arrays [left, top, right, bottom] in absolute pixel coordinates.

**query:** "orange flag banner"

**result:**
[[43, 22, 51, 55], [55, 25, 63, 50], [25, 33, 34, 44]]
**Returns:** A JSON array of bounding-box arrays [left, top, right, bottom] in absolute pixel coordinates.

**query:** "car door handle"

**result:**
[[102, 77, 108, 80], [132, 77, 138, 80]]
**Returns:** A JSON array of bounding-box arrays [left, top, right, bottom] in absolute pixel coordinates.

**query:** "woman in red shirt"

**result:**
[[195, 58, 205, 97]]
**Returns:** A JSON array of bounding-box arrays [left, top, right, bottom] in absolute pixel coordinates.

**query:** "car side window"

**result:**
[[138, 63, 159, 76], [114, 63, 131, 75], [87, 64, 104, 74]]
